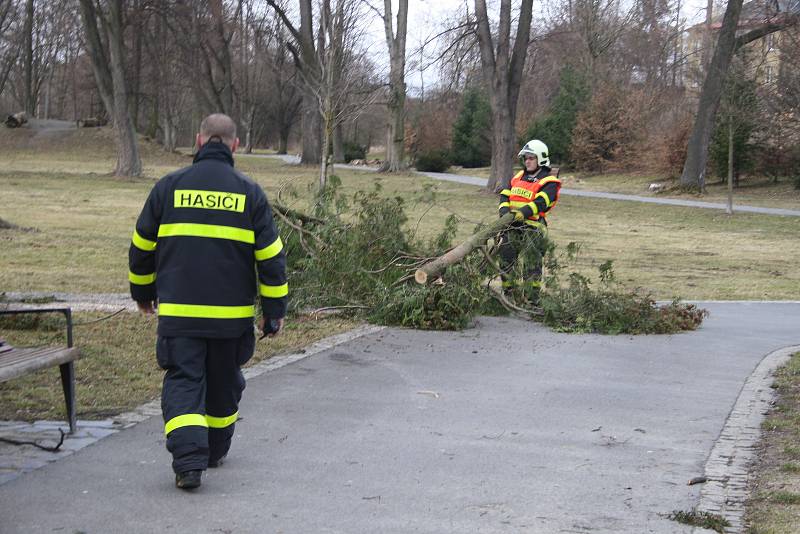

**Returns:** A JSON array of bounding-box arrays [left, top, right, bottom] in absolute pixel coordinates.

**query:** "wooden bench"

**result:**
[[0, 308, 82, 433]]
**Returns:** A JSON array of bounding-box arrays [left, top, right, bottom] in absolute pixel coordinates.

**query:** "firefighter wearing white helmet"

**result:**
[[497, 139, 562, 304]]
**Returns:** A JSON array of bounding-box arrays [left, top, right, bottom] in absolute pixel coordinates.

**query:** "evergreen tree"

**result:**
[[523, 65, 590, 166], [709, 57, 761, 182], [451, 88, 492, 168]]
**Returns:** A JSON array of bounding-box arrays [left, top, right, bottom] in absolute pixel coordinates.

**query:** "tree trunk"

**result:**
[[277, 135, 289, 155], [679, 0, 744, 190], [301, 90, 322, 164], [78, 0, 114, 120], [332, 123, 345, 163], [23, 0, 34, 116], [416, 213, 516, 284], [107, 0, 141, 177], [726, 118, 733, 215], [490, 97, 517, 191], [378, 0, 408, 173], [474, 0, 533, 192]]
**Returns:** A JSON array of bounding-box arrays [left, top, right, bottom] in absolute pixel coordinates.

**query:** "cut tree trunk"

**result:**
[[415, 213, 515, 284]]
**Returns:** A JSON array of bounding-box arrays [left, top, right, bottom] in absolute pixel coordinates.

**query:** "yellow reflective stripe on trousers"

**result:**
[[158, 303, 256, 319], [128, 271, 156, 285], [255, 236, 283, 261], [259, 282, 288, 298], [132, 229, 157, 251], [165, 413, 208, 435], [158, 223, 255, 244], [206, 412, 238, 429]]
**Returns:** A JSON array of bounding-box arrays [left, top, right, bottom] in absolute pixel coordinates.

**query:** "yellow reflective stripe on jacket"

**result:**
[[525, 201, 539, 215], [535, 190, 553, 207], [498, 201, 510, 209], [255, 237, 283, 261], [158, 303, 256, 319], [128, 271, 156, 285], [158, 223, 255, 244], [509, 200, 529, 209], [206, 412, 238, 429], [499, 189, 513, 197], [537, 176, 561, 186], [132, 229, 157, 251], [259, 282, 289, 298], [165, 413, 208, 435]]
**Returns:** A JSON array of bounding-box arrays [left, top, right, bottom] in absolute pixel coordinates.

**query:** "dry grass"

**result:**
[[744, 352, 800, 533]]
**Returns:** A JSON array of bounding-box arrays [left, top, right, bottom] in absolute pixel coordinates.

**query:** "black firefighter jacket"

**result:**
[[128, 142, 287, 339]]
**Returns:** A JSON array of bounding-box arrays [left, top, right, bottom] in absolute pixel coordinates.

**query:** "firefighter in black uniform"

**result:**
[[128, 113, 287, 490], [497, 139, 562, 304]]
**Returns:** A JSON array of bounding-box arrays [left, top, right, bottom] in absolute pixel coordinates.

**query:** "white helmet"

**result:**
[[518, 139, 550, 167]]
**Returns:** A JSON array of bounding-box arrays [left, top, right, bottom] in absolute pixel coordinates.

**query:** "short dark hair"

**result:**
[[200, 113, 237, 145]]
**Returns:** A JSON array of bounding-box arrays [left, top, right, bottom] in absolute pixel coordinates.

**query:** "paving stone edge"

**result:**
[[692, 344, 800, 534]]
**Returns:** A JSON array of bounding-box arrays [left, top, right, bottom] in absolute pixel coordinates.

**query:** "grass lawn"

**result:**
[[744, 352, 800, 533], [2, 154, 799, 300], [1, 128, 799, 421]]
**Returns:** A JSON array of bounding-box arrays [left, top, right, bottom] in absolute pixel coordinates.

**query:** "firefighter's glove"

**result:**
[[513, 210, 524, 221], [258, 318, 281, 340]]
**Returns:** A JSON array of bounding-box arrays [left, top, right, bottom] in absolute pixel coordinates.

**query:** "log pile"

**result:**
[[4, 112, 27, 128]]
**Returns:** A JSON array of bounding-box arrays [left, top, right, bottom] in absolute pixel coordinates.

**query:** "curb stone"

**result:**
[[692, 344, 800, 533]]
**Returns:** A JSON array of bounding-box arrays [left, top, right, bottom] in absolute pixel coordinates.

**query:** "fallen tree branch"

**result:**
[[415, 212, 515, 284]]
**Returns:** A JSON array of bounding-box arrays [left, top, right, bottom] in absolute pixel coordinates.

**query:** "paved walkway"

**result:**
[[1, 302, 798, 533], [246, 154, 800, 217]]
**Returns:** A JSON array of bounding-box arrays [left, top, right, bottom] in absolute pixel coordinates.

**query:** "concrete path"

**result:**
[[1, 302, 798, 533], [245, 154, 800, 217]]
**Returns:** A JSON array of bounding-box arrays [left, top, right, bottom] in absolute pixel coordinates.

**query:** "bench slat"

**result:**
[[0, 347, 82, 382]]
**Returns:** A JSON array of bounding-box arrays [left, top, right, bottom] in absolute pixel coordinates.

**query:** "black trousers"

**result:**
[[156, 329, 255, 473], [498, 222, 547, 296]]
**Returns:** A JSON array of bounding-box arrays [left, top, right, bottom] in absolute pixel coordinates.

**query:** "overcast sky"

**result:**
[[357, 0, 712, 91]]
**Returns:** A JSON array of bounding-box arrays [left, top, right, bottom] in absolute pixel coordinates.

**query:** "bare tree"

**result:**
[[680, 1, 798, 189], [266, 0, 324, 164], [78, 0, 141, 177], [474, 0, 533, 192], [367, 0, 408, 172]]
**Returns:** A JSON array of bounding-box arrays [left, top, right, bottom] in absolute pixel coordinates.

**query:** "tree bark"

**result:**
[[416, 213, 516, 284], [23, 0, 34, 116], [79, 0, 141, 177], [726, 117, 733, 215], [107, 0, 141, 177], [679, 0, 744, 190], [474, 0, 533, 192], [378, 0, 408, 173]]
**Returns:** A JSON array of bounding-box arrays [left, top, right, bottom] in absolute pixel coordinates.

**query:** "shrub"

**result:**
[[342, 141, 367, 162], [570, 84, 638, 173], [415, 149, 452, 172]]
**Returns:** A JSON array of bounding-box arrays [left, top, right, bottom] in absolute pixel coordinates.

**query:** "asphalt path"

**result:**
[[2, 302, 799, 533], [247, 154, 800, 217]]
